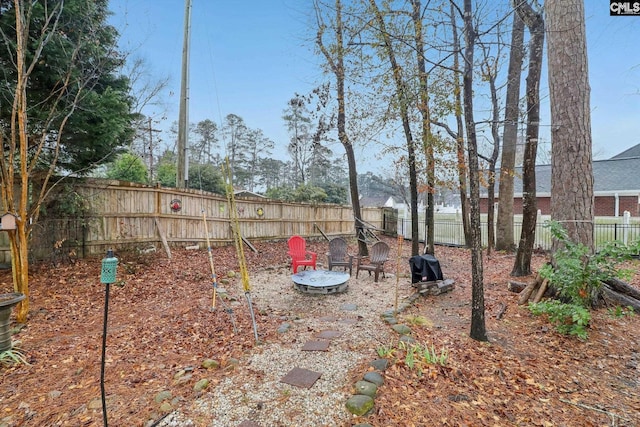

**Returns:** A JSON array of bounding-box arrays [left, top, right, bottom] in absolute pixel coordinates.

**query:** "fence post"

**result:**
[[624, 210, 631, 245]]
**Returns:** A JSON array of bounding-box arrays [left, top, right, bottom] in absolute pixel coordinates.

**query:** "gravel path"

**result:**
[[157, 266, 417, 427]]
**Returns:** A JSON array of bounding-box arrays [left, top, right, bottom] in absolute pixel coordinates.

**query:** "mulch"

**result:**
[[1, 236, 639, 426]]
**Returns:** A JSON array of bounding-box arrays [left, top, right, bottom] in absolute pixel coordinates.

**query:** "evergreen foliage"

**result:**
[[106, 152, 149, 184], [0, 0, 135, 175]]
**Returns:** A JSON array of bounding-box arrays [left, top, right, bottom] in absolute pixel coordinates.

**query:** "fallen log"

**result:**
[[518, 282, 537, 305], [532, 278, 548, 304], [508, 281, 527, 293], [602, 284, 640, 313], [518, 273, 542, 305], [496, 302, 507, 320], [603, 277, 640, 300]]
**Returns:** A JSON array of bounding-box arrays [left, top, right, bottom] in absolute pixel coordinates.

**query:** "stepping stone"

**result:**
[[280, 367, 322, 389], [318, 316, 358, 324], [318, 316, 340, 322], [238, 421, 261, 427], [301, 340, 330, 351], [315, 330, 342, 340]]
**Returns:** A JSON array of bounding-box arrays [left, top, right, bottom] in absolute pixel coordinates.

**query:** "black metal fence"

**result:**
[[29, 218, 88, 264], [398, 218, 640, 251]]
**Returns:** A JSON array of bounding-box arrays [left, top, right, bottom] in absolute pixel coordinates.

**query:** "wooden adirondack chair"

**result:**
[[355, 241, 390, 282], [326, 237, 353, 275], [287, 235, 317, 273]]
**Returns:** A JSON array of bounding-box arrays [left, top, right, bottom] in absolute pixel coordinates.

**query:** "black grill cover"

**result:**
[[409, 254, 443, 283]]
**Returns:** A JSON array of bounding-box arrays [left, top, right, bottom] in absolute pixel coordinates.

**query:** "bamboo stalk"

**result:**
[[202, 211, 217, 310]]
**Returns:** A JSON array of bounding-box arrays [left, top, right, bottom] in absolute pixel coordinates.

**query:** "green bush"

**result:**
[[265, 184, 328, 203], [106, 152, 149, 184], [529, 300, 590, 340], [529, 221, 639, 340]]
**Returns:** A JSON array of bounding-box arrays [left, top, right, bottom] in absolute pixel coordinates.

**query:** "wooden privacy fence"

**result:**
[[1, 179, 392, 262]]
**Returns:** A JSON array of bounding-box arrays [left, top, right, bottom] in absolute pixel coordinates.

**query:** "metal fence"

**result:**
[[398, 218, 640, 251]]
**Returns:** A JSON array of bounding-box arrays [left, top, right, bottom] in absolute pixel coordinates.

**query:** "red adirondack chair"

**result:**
[[287, 235, 317, 273]]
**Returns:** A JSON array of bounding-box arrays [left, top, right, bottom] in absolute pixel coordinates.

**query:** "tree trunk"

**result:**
[[411, 0, 435, 255], [463, 0, 487, 342], [407, 118, 420, 256], [496, 11, 525, 252], [314, 0, 368, 257], [485, 54, 501, 255], [348, 147, 368, 257], [369, 0, 420, 256], [547, 0, 594, 251], [512, 2, 544, 277], [486, 179, 496, 255], [12, 1, 31, 323], [11, 224, 30, 323], [450, 2, 471, 248]]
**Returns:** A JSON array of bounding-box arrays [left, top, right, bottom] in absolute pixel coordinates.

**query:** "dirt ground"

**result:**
[[1, 236, 639, 426]]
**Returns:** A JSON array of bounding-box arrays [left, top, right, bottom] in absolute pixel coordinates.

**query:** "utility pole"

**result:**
[[176, 0, 192, 189]]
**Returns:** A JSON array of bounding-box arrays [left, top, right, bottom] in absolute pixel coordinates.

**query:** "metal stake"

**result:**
[[100, 282, 110, 427], [99, 249, 118, 427]]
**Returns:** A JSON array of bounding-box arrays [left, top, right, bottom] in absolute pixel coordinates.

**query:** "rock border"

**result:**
[[343, 279, 455, 424]]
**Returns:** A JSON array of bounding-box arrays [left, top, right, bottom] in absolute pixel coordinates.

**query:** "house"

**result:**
[[480, 144, 640, 217], [358, 196, 395, 208], [234, 190, 267, 200], [360, 191, 460, 214]]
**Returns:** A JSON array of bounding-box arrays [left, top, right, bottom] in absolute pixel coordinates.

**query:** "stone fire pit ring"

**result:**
[[291, 270, 350, 294]]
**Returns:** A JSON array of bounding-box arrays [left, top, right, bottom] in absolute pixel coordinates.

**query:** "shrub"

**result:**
[[529, 221, 638, 339], [529, 300, 590, 340]]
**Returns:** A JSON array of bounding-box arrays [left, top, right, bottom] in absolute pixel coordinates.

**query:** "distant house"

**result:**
[[480, 144, 640, 217], [234, 190, 267, 200], [359, 192, 460, 214], [358, 196, 395, 208]]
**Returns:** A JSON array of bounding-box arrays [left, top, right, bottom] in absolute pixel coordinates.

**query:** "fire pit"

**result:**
[[292, 270, 350, 294]]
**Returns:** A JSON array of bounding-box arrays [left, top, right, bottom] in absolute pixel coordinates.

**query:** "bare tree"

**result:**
[[368, 0, 420, 256], [478, 33, 504, 255], [512, 0, 544, 276], [125, 56, 170, 177], [243, 129, 274, 192], [461, 0, 487, 341], [410, 0, 437, 255], [283, 97, 315, 186], [192, 119, 220, 165], [126, 56, 171, 117], [547, 0, 594, 250], [450, 2, 472, 248], [314, 0, 369, 256], [222, 113, 249, 184], [496, 10, 525, 252]]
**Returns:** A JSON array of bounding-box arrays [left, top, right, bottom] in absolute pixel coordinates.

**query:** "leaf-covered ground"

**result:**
[[1, 236, 639, 426]]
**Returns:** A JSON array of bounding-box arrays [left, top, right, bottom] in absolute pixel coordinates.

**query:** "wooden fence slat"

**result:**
[[0, 178, 390, 259]]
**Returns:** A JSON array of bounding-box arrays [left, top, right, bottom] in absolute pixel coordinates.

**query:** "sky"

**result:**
[[107, 1, 640, 172], [108, 0, 325, 165]]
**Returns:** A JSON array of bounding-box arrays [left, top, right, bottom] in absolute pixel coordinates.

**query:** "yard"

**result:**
[[0, 236, 639, 426]]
